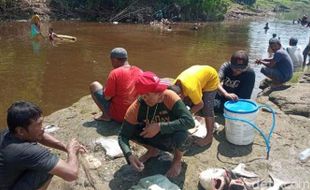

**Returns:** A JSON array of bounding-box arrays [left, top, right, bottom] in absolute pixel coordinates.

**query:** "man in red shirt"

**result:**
[[90, 47, 143, 123]]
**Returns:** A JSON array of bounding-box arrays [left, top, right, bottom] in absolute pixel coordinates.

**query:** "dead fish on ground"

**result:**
[[265, 173, 294, 190], [199, 163, 261, 190]]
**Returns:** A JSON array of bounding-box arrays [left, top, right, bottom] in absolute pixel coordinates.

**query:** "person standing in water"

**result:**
[[31, 14, 44, 39]]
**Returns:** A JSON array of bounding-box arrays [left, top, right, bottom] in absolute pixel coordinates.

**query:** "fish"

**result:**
[[266, 173, 294, 190], [231, 163, 258, 178]]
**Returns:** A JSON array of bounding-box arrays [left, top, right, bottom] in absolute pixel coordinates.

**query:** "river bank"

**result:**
[[0, 0, 284, 22], [44, 72, 310, 190]]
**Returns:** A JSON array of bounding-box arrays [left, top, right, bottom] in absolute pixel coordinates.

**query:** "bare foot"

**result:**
[[194, 135, 213, 147], [166, 160, 182, 178], [139, 148, 160, 163], [94, 114, 111, 122]]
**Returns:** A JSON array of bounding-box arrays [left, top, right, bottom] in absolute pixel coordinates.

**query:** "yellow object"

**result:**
[[55, 34, 77, 42], [175, 65, 219, 105]]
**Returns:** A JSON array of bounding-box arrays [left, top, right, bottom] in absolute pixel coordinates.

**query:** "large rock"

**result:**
[[269, 83, 310, 117]]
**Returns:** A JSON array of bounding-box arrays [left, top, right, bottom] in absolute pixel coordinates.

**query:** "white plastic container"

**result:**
[[299, 148, 310, 162], [224, 100, 259, 145]]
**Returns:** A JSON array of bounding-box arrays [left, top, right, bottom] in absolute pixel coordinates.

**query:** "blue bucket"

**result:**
[[223, 99, 276, 159], [224, 100, 259, 145]]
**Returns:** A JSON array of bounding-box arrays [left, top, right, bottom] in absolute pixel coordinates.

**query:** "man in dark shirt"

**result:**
[[0, 101, 85, 190], [118, 72, 194, 178], [215, 50, 256, 112], [256, 38, 294, 88]]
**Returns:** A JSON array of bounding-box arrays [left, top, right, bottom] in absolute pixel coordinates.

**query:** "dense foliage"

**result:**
[[49, 0, 230, 21]]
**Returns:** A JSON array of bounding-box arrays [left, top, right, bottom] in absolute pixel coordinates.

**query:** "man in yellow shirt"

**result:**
[[174, 65, 219, 146]]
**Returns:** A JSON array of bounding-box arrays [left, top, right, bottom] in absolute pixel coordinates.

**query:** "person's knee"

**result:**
[[89, 81, 103, 93], [173, 131, 188, 150]]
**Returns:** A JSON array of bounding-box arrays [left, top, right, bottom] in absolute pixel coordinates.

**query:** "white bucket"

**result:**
[[224, 100, 259, 145]]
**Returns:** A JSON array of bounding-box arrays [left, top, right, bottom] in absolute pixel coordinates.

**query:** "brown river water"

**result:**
[[0, 20, 309, 129]]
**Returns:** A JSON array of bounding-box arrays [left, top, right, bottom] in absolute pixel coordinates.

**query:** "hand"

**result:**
[[128, 155, 144, 172], [67, 138, 84, 155], [78, 144, 88, 154], [225, 93, 238, 101], [255, 59, 262, 65], [140, 123, 160, 138]]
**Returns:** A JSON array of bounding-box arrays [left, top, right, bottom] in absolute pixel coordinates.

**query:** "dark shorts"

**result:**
[[201, 90, 217, 117], [93, 89, 111, 113], [261, 67, 290, 84], [11, 170, 53, 190], [131, 125, 189, 152]]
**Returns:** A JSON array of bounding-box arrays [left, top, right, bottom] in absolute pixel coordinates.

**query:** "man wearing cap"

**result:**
[[215, 50, 255, 112], [172, 65, 219, 146], [118, 72, 194, 177], [286, 37, 303, 68], [256, 38, 294, 88], [90, 47, 143, 123]]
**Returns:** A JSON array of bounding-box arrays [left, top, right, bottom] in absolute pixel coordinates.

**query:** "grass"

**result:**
[[290, 71, 303, 83], [240, 0, 310, 20]]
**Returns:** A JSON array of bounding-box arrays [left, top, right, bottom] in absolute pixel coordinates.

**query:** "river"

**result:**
[[0, 20, 309, 129]]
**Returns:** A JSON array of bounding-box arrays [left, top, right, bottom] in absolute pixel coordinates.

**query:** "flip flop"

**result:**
[[94, 115, 111, 122]]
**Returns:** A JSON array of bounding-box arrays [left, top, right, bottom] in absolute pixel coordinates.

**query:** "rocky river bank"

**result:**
[[44, 72, 310, 190]]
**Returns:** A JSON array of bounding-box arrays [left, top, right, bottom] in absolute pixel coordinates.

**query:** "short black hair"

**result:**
[[7, 101, 42, 133], [289, 37, 298, 46], [230, 50, 249, 65]]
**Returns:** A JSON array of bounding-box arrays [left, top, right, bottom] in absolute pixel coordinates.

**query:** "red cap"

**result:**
[[135, 71, 168, 95]]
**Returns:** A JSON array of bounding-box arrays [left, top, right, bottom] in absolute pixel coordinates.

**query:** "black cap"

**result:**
[[230, 50, 249, 70]]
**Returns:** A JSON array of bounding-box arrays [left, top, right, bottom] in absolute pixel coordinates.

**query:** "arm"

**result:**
[[159, 100, 195, 134], [49, 139, 83, 181], [256, 58, 276, 68], [217, 83, 238, 101], [118, 121, 138, 164], [190, 101, 204, 114], [38, 132, 67, 152]]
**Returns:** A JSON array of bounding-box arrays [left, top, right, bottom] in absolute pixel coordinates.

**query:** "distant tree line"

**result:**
[[49, 0, 230, 21], [0, 0, 230, 21]]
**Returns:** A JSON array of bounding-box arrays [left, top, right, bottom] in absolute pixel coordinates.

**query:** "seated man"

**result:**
[[90, 47, 143, 123], [118, 72, 194, 177], [256, 38, 293, 88], [173, 65, 219, 146], [0, 101, 85, 190], [286, 37, 303, 68], [215, 50, 256, 112]]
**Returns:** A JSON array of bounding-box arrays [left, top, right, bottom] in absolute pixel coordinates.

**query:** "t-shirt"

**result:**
[[0, 129, 59, 189], [175, 65, 219, 105], [118, 90, 194, 161], [273, 49, 294, 81], [31, 24, 40, 38], [104, 65, 143, 122], [286, 46, 303, 68], [218, 62, 255, 99]]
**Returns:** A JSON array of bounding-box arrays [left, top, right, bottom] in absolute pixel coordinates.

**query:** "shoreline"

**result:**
[[43, 72, 310, 189]]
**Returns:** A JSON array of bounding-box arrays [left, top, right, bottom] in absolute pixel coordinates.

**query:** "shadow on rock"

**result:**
[[215, 130, 253, 159], [82, 120, 121, 137], [109, 152, 187, 190]]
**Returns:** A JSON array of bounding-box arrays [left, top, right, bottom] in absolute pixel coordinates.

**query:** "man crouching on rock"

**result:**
[[0, 101, 86, 190], [118, 71, 195, 177]]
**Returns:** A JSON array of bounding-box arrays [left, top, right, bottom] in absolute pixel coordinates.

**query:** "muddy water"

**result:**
[[0, 20, 309, 129]]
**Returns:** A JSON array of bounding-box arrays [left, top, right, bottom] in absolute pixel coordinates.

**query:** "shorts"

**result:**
[[200, 90, 217, 117], [11, 170, 53, 190], [261, 67, 290, 84], [93, 89, 111, 113], [131, 125, 189, 152]]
